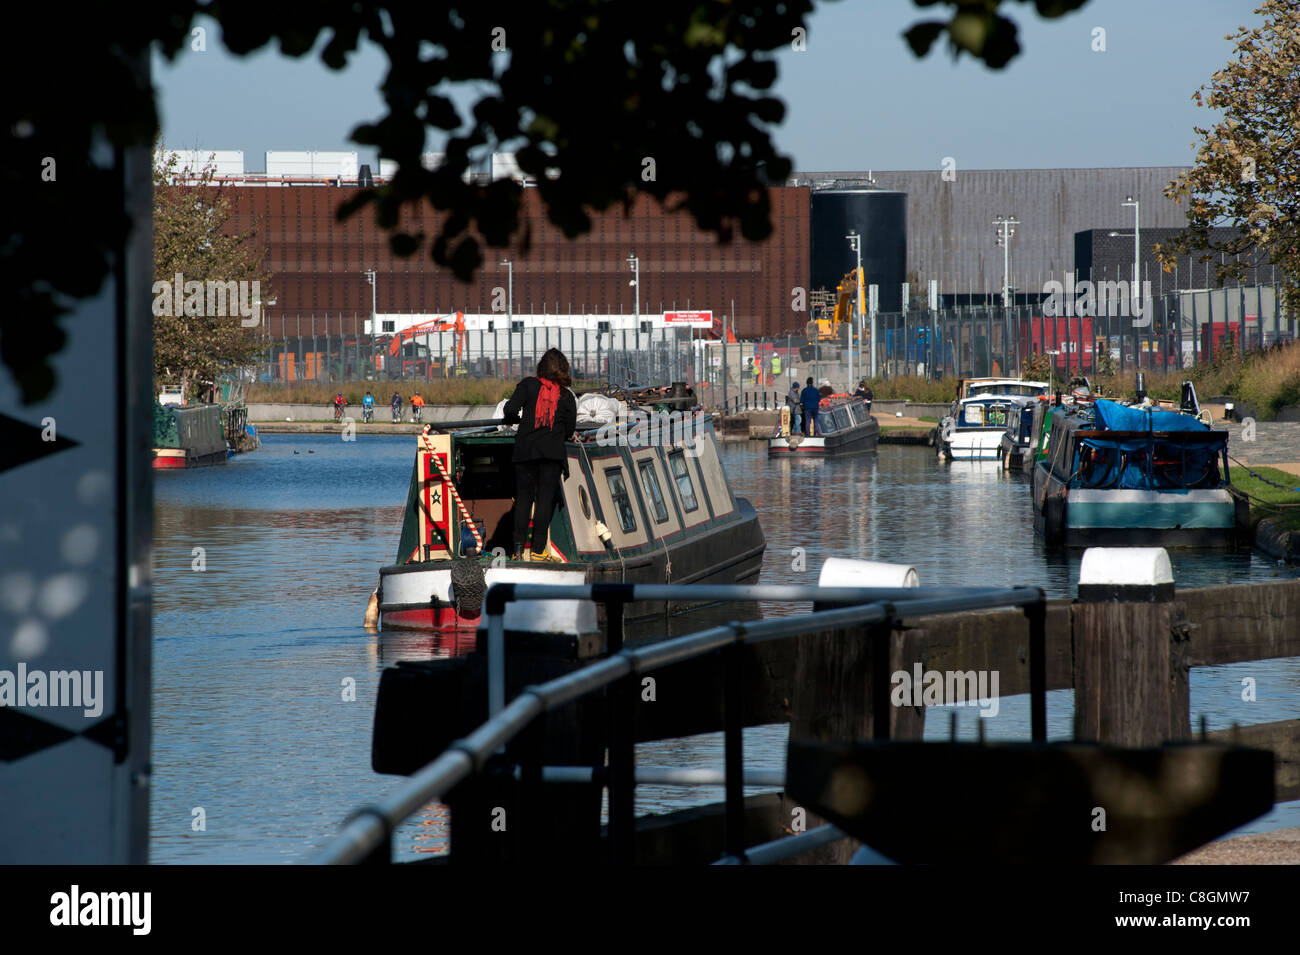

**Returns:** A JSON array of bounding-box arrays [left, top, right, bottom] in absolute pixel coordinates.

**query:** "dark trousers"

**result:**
[[514, 460, 563, 553], [802, 406, 819, 436]]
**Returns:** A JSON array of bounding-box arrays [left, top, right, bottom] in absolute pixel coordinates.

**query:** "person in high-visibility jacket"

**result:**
[[770, 352, 782, 382]]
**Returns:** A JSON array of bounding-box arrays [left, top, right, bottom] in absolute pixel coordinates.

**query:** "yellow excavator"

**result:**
[[803, 270, 863, 358]]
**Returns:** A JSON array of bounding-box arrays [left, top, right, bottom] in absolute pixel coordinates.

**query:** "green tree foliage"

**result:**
[[903, 0, 1090, 69], [152, 149, 270, 400], [3, 0, 1092, 403], [1160, 0, 1300, 313]]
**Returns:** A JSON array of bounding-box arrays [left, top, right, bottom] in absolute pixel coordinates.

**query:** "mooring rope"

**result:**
[[1228, 454, 1300, 494]]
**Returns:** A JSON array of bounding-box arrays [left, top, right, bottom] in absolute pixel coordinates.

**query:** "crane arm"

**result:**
[[388, 312, 465, 356]]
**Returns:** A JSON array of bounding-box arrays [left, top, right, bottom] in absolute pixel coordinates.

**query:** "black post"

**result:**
[[1025, 590, 1047, 742], [606, 600, 635, 864], [871, 616, 893, 740], [723, 640, 745, 859], [516, 708, 547, 859]]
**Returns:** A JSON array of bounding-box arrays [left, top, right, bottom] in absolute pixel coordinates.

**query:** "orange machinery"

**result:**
[[387, 312, 466, 377]]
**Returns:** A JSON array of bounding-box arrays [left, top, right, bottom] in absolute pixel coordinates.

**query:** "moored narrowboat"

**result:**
[[1030, 398, 1249, 548], [768, 394, 878, 457], [376, 403, 765, 635], [997, 396, 1042, 471], [151, 403, 228, 469], [938, 380, 1049, 462]]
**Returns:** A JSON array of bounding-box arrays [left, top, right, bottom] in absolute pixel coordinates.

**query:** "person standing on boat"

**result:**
[[800, 376, 822, 436], [503, 348, 577, 561], [788, 379, 803, 433]]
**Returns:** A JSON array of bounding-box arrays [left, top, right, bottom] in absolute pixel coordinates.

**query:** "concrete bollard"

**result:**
[[818, 557, 920, 590], [1072, 547, 1189, 745]]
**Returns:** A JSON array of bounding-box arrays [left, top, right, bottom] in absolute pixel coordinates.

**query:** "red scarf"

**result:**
[[536, 378, 560, 428]]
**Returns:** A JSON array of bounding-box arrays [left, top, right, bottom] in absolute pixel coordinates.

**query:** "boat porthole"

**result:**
[[578, 485, 591, 519]]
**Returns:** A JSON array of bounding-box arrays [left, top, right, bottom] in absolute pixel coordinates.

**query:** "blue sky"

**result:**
[[154, 0, 1257, 172]]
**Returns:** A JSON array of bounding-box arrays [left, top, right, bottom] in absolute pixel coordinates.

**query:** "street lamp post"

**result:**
[[363, 269, 377, 380], [846, 230, 862, 389], [502, 258, 513, 378], [627, 252, 640, 380], [1122, 195, 1140, 319], [993, 215, 1019, 308]]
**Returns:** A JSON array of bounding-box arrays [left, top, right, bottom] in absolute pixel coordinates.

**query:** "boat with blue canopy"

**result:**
[[1030, 396, 1249, 548]]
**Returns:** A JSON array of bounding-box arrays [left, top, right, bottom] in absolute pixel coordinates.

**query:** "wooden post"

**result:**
[[789, 621, 924, 864], [1073, 548, 1190, 745]]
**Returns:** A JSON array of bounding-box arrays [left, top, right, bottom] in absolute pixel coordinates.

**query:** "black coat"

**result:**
[[503, 377, 577, 465]]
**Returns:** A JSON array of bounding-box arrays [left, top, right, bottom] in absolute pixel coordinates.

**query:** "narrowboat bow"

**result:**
[[375, 403, 766, 636]]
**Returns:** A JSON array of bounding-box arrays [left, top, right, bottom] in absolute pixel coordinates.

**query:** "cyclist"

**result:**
[[332, 392, 347, 421], [410, 392, 425, 423], [390, 391, 403, 423], [361, 390, 375, 423]]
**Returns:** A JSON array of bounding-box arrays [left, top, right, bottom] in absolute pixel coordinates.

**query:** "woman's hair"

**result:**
[[536, 348, 572, 389]]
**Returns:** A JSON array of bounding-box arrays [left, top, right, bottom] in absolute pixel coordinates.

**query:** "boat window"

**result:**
[[986, 405, 1009, 428], [604, 468, 637, 533], [668, 452, 699, 512], [1019, 411, 1036, 442], [578, 485, 591, 519], [637, 460, 669, 523], [962, 404, 984, 427]]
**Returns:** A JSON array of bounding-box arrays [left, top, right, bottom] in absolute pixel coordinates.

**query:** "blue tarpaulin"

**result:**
[[1092, 398, 1210, 433], [1076, 400, 1225, 490]]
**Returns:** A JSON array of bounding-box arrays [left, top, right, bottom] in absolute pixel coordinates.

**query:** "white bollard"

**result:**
[[1077, 547, 1173, 602], [819, 557, 920, 589]]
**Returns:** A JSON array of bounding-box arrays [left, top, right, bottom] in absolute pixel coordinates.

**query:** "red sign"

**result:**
[[663, 310, 713, 326]]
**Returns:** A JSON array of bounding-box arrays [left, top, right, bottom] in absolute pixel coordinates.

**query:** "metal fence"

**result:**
[[257, 283, 1292, 401], [257, 318, 695, 387], [311, 580, 1047, 865], [866, 283, 1293, 381]]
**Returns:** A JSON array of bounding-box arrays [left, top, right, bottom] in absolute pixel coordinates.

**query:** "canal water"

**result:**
[[152, 433, 1300, 862]]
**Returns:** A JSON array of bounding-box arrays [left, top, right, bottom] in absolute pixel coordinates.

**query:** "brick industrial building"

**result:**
[[176, 151, 1244, 341], [220, 183, 810, 340]]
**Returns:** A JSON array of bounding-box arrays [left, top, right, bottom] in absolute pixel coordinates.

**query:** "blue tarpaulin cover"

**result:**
[[1076, 400, 1225, 490], [1092, 398, 1210, 433]]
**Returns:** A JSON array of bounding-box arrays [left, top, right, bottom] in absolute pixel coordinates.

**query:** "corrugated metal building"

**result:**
[[218, 185, 810, 339], [1075, 226, 1274, 293], [793, 167, 1190, 301]]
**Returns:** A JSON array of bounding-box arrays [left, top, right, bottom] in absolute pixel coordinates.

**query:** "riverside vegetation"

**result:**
[[855, 338, 1300, 419]]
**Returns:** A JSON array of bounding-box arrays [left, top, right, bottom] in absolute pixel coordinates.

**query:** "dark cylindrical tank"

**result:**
[[811, 189, 907, 313]]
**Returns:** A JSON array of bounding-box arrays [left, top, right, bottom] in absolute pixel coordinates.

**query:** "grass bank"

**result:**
[[1231, 464, 1300, 532]]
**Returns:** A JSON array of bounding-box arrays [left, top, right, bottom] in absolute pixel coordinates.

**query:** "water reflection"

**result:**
[[150, 434, 1299, 862]]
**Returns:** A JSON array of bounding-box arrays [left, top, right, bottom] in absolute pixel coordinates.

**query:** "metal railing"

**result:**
[[259, 284, 1291, 393], [312, 581, 1047, 865]]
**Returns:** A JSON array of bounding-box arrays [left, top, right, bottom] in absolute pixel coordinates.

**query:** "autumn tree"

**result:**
[[152, 149, 270, 400], [1160, 0, 1300, 313]]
